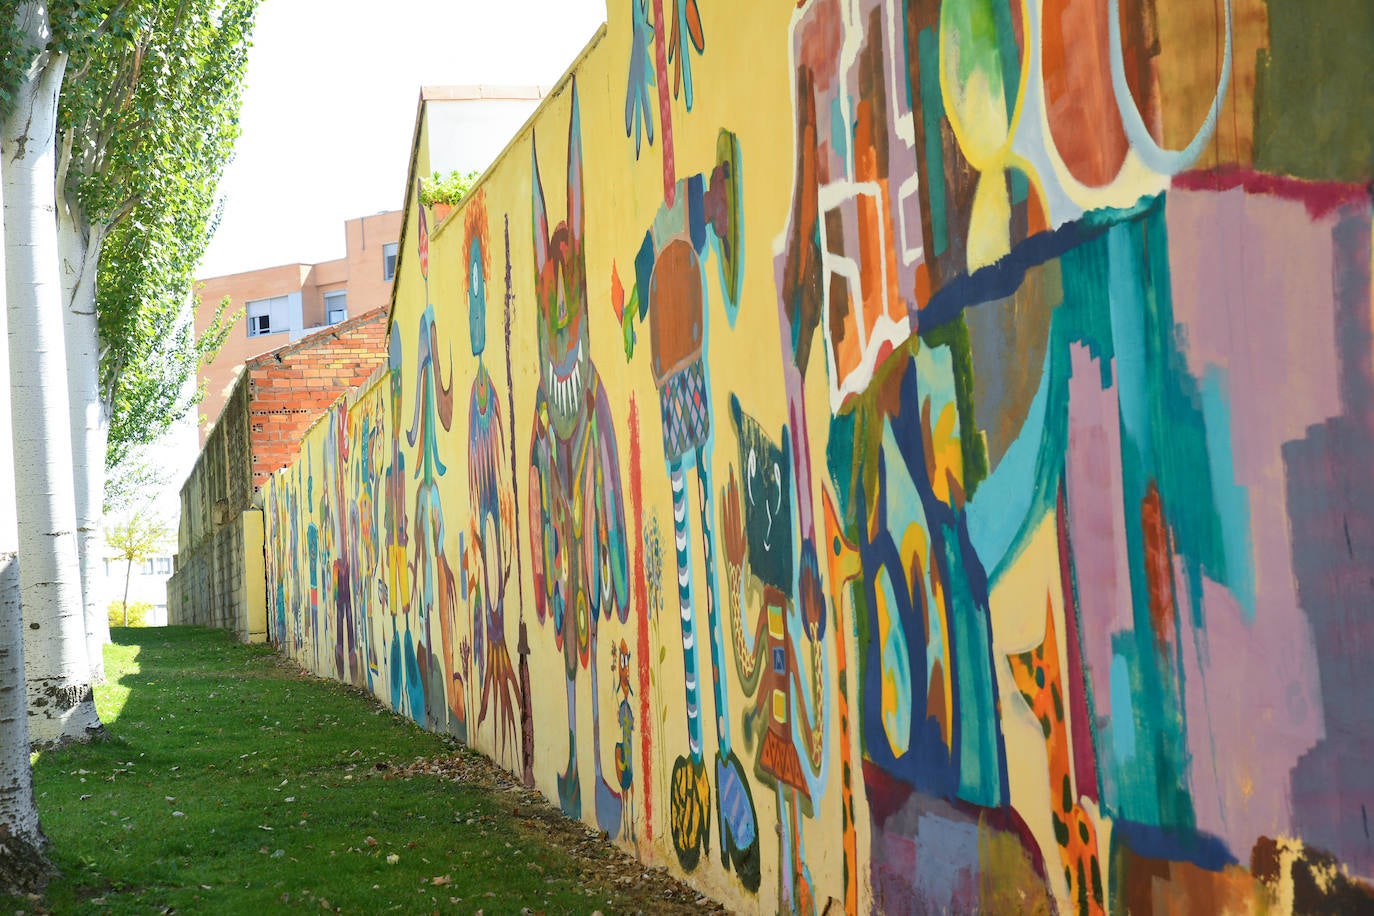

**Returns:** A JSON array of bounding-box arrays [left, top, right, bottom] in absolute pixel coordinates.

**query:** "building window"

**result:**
[[246, 295, 290, 337], [324, 290, 347, 325], [155, 556, 172, 575], [382, 242, 398, 282], [142, 559, 155, 575]]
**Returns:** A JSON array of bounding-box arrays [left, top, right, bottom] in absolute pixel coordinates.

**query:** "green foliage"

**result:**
[[52, 0, 258, 488], [107, 599, 149, 628], [105, 508, 170, 566], [0, 1, 134, 121], [418, 168, 481, 207], [102, 443, 166, 515], [104, 292, 238, 477]]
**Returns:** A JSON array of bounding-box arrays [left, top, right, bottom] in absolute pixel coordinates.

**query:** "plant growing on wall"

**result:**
[[418, 169, 480, 208]]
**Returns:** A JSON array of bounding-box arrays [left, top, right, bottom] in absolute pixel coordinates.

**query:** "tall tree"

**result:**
[[57, 0, 256, 678], [2, 0, 103, 747], [0, 175, 53, 896]]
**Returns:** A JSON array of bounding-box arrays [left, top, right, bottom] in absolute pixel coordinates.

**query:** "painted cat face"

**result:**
[[730, 394, 794, 593], [531, 80, 591, 442]]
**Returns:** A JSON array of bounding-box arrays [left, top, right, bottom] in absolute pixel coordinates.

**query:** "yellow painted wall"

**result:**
[[260, 1, 1374, 912]]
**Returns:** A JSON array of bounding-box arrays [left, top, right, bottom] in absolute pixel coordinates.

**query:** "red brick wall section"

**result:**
[[246, 307, 389, 489]]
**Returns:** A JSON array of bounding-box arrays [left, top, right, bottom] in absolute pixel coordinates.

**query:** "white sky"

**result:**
[[197, 0, 608, 279]]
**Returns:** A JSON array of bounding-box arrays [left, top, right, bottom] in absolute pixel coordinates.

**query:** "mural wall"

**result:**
[[261, 0, 1374, 911]]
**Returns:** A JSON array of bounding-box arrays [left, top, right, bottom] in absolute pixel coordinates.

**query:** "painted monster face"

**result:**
[[468, 236, 487, 356], [730, 394, 794, 593], [531, 81, 591, 443]]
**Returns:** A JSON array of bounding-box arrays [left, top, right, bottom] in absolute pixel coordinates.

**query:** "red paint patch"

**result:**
[[1140, 481, 1176, 654], [1172, 167, 1373, 221], [628, 396, 653, 840]]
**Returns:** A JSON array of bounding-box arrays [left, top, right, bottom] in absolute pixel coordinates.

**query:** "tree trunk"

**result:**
[[122, 557, 132, 627], [57, 206, 109, 682], [0, 153, 53, 893], [2, 2, 103, 748]]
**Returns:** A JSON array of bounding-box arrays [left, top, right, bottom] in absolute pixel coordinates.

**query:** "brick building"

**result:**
[[194, 210, 402, 442], [243, 306, 388, 489]]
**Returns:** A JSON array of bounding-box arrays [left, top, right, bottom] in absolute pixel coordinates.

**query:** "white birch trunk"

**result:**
[[57, 207, 109, 683], [0, 168, 47, 864], [2, 2, 103, 747]]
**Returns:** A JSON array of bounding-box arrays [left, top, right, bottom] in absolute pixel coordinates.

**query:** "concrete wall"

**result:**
[[167, 510, 264, 642], [261, 1, 1374, 912], [169, 373, 255, 635]]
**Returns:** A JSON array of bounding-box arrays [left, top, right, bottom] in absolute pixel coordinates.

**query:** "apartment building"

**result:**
[[193, 209, 402, 441]]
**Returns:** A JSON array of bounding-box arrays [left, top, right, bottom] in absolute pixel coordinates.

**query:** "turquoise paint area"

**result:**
[[1200, 366, 1257, 621], [965, 343, 1055, 582], [1056, 202, 1206, 834], [825, 409, 858, 525], [830, 94, 849, 175], [990, 0, 1020, 120], [942, 529, 1003, 808], [1109, 651, 1136, 762], [1106, 225, 1153, 470], [875, 567, 913, 759], [915, 337, 959, 420], [917, 27, 948, 258], [882, 422, 945, 704]]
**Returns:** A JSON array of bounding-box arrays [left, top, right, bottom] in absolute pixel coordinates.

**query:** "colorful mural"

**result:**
[[259, 0, 1374, 912]]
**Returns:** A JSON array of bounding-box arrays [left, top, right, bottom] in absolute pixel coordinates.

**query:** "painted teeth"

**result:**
[[545, 351, 585, 416]]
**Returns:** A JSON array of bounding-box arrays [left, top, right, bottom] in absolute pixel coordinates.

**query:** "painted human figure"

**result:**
[[382, 330, 421, 719], [463, 193, 520, 766], [614, 130, 759, 888], [407, 252, 462, 739], [330, 408, 358, 685], [306, 466, 321, 666], [351, 400, 384, 692], [527, 80, 631, 836], [611, 637, 637, 847], [720, 398, 827, 914]]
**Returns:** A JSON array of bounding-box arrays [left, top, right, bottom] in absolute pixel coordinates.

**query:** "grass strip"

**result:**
[[8, 627, 720, 915]]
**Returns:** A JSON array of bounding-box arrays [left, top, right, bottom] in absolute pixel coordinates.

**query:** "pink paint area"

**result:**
[[1177, 568, 1319, 856], [1164, 185, 1339, 845], [1063, 344, 1132, 742]]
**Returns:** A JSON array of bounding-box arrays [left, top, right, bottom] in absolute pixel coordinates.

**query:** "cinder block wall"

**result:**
[[169, 376, 252, 633], [172, 311, 388, 641]]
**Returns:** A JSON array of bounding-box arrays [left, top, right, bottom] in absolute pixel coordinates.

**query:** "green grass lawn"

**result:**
[[13, 627, 716, 915]]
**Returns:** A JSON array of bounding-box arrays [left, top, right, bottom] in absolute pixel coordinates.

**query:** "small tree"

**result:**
[[105, 509, 170, 626]]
